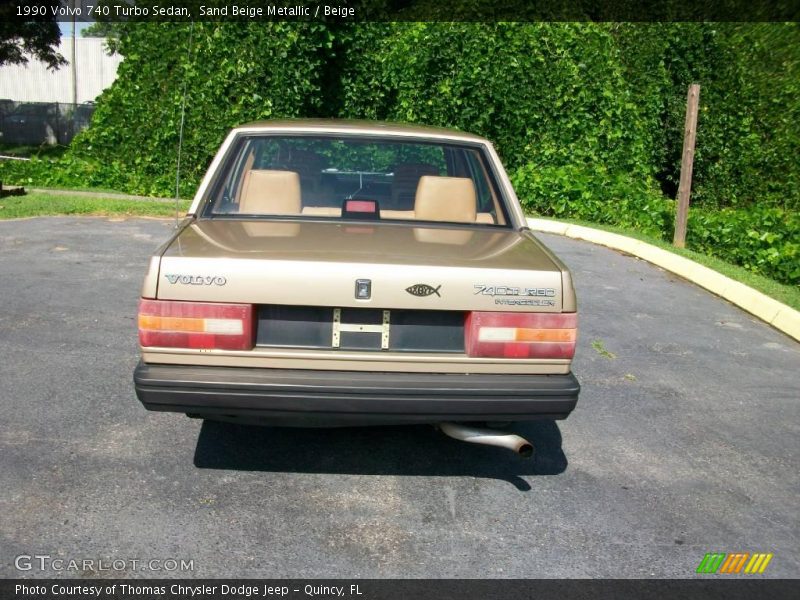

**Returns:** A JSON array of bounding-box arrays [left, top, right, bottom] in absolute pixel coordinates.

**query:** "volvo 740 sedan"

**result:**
[[133, 120, 580, 456]]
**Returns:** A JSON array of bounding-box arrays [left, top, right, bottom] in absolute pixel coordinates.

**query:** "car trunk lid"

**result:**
[[155, 219, 565, 313]]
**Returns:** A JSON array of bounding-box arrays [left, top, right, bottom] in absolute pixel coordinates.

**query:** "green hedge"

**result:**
[[512, 163, 672, 236], [339, 23, 653, 177], [615, 23, 800, 212], [687, 206, 799, 284]]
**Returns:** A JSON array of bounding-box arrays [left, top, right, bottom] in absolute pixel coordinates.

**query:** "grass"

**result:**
[[531, 216, 800, 312], [24, 183, 139, 195], [0, 193, 189, 219], [591, 339, 617, 359]]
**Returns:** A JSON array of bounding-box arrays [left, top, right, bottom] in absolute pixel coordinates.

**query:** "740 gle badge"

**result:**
[[474, 284, 557, 307]]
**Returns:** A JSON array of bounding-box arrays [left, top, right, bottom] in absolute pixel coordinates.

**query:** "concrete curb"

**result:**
[[528, 217, 800, 343]]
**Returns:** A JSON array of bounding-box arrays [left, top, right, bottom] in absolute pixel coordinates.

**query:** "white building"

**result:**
[[0, 37, 122, 104]]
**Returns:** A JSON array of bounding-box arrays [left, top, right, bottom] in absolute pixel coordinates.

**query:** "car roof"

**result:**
[[233, 119, 490, 144]]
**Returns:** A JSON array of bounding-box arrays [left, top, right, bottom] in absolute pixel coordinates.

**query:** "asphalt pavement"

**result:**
[[0, 216, 797, 578]]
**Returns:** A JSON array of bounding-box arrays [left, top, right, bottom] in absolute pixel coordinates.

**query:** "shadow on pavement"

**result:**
[[193, 420, 568, 490]]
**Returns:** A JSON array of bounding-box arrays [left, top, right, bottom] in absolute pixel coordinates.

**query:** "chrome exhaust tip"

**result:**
[[439, 422, 534, 458]]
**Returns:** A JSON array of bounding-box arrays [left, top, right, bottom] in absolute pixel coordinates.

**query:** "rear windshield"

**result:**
[[202, 134, 509, 227]]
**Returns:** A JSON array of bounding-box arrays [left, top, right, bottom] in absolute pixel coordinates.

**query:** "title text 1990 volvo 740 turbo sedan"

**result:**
[[133, 120, 579, 456]]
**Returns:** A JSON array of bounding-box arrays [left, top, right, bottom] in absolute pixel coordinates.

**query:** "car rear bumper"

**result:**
[[133, 361, 580, 426]]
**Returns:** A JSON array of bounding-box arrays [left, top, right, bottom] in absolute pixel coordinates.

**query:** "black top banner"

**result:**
[[2, 579, 800, 600], [3, 0, 800, 22]]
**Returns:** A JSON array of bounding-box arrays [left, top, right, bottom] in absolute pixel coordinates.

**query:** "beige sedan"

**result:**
[[134, 120, 580, 456]]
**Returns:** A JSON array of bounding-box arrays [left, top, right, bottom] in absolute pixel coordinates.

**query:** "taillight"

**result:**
[[465, 312, 577, 358], [138, 299, 255, 350]]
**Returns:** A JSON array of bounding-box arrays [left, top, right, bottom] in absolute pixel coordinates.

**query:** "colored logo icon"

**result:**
[[696, 552, 773, 574]]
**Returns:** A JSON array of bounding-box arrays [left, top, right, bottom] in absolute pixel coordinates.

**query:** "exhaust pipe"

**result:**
[[439, 423, 534, 458]]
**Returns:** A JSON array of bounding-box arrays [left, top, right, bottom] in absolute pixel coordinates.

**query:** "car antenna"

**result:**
[[174, 20, 195, 228]]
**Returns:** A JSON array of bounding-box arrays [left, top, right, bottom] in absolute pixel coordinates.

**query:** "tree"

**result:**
[[81, 20, 123, 55], [81, 22, 121, 39], [0, 1, 65, 69]]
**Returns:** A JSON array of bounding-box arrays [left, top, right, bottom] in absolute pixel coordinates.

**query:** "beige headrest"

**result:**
[[239, 169, 301, 215], [414, 176, 477, 223]]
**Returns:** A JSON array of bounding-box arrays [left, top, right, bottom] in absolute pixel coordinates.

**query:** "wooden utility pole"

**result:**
[[673, 83, 700, 248]]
